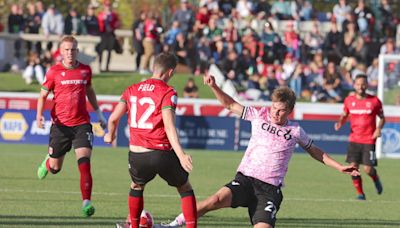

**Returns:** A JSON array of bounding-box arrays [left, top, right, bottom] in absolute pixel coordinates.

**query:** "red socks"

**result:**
[[77, 157, 92, 201], [351, 176, 364, 195], [128, 189, 144, 228], [180, 190, 197, 228]]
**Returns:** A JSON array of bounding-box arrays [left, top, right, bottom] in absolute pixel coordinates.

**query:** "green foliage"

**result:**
[[0, 143, 400, 227]]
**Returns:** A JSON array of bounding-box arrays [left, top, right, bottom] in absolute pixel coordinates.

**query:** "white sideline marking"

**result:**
[[0, 188, 398, 204]]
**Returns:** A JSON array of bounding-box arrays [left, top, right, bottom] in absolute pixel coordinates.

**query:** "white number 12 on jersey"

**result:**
[[130, 96, 155, 129]]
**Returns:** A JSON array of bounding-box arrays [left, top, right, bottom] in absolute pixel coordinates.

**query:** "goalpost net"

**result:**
[[377, 54, 400, 158]]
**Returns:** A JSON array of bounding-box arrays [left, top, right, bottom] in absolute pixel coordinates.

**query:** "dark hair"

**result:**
[[271, 86, 296, 111], [354, 74, 368, 82], [153, 52, 177, 74]]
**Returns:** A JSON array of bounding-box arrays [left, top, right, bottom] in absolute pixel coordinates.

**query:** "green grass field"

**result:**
[[1, 143, 399, 227]]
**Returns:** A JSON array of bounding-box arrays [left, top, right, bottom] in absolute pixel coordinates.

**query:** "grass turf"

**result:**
[[0, 143, 399, 227]]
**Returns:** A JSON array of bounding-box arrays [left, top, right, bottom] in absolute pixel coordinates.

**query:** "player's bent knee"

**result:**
[[77, 157, 90, 165], [49, 167, 61, 174], [177, 181, 193, 193], [130, 182, 144, 190]]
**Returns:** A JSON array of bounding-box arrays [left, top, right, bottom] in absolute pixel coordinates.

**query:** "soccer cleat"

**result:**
[[82, 203, 95, 217], [356, 194, 366, 200], [37, 154, 50, 180], [115, 222, 130, 228], [374, 179, 383, 194]]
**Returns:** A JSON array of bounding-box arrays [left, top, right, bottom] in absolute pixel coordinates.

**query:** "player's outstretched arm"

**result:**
[[86, 85, 107, 129], [306, 144, 360, 176], [203, 73, 244, 116], [36, 89, 50, 129], [104, 102, 126, 144], [162, 108, 193, 173]]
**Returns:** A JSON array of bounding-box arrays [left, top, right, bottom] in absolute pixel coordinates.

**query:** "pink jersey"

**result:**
[[42, 62, 92, 126], [237, 106, 313, 187], [121, 78, 177, 151], [343, 94, 383, 144]]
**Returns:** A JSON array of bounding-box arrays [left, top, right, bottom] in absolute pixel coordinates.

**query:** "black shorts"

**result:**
[[48, 124, 93, 158], [346, 142, 377, 166], [128, 150, 189, 187], [225, 172, 283, 227]]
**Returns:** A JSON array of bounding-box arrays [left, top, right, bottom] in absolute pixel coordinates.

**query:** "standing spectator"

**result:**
[[322, 61, 342, 102], [193, 5, 210, 37], [290, 63, 304, 98], [35, 1, 45, 19], [97, 0, 121, 72], [164, 21, 182, 47], [223, 19, 241, 54], [172, 0, 195, 37], [24, 2, 42, 55], [36, 36, 107, 217], [139, 12, 162, 75], [183, 78, 199, 98], [333, 0, 352, 32], [194, 36, 211, 74], [104, 53, 198, 228], [131, 11, 146, 71], [64, 8, 87, 35], [8, 4, 24, 61], [338, 22, 361, 58], [82, 4, 99, 36], [335, 74, 384, 200], [41, 4, 64, 51]]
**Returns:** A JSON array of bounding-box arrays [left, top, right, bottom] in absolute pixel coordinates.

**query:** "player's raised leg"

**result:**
[[37, 152, 65, 179]]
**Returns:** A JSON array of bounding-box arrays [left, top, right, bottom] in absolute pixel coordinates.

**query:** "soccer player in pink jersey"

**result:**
[[36, 36, 107, 217], [164, 74, 359, 228], [335, 74, 385, 200], [104, 53, 197, 228]]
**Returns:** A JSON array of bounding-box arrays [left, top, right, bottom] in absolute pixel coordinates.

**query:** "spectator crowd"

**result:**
[[4, 0, 400, 103]]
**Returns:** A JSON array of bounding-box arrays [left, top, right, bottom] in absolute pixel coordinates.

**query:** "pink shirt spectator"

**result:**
[[237, 106, 313, 187]]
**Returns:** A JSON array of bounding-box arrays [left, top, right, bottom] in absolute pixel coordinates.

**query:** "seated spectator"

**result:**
[[258, 21, 284, 64], [183, 78, 199, 98], [322, 61, 342, 102], [22, 52, 45, 85], [290, 63, 304, 98], [281, 53, 297, 85], [283, 21, 301, 60], [338, 22, 361, 58], [366, 57, 379, 93], [219, 50, 244, 91], [378, 0, 396, 38], [223, 19, 241, 53], [250, 11, 267, 36], [323, 22, 342, 64], [64, 8, 87, 35], [194, 5, 210, 36], [171, 32, 195, 73], [354, 0, 374, 37], [254, 0, 271, 17], [173, 0, 195, 37], [332, 0, 352, 32], [291, 0, 313, 21], [212, 40, 226, 65], [271, 0, 292, 20], [236, 0, 253, 19], [304, 22, 324, 56], [194, 36, 211, 74]]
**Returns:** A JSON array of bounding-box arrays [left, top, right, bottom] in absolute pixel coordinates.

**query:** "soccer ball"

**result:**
[[139, 209, 154, 228]]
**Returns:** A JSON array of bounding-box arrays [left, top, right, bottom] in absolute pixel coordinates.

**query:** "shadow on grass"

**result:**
[[0, 214, 125, 226], [2, 215, 400, 227]]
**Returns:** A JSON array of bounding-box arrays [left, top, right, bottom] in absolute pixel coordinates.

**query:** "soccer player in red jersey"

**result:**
[[104, 52, 197, 228], [335, 74, 385, 200], [36, 36, 106, 217]]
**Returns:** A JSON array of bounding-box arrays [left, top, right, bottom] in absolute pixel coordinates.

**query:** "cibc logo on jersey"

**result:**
[[261, 122, 292, 140]]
